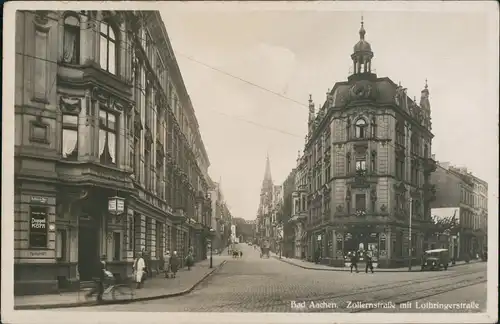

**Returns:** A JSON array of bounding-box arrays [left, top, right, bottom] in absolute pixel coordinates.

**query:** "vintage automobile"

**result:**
[[421, 248, 450, 271]]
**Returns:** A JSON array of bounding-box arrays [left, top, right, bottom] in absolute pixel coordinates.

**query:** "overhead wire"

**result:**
[[18, 11, 448, 183]]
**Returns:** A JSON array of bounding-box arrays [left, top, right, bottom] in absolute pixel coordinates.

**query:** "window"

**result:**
[[371, 151, 376, 173], [56, 229, 67, 261], [113, 232, 121, 261], [145, 217, 152, 251], [371, 117, 377, 138], [396, 121, 405, 146], [145, 143, 151, 190], [396, 157, 405, 180], [424, 144, 429, 158], [62, 15, 80, 64], [325, 163, 331, 182], [346, 118, 351, 139], [156, 223, 163, 258], [29, 206, 48, 248], [355, 194, 366, 212], [355, 119, 367, 138], [128, 217, 134, 250], [99, 109, 117, 164], [356, 159, 366, 171], [62, 114, 78, 159], [346, 153, 351, 174], [99, 21, 117, 74]]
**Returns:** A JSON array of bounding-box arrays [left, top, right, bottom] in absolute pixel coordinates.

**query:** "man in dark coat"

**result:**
[[364, 251, 374, 273], [350, 252, 359, 273], [170, 251, 180, 278]]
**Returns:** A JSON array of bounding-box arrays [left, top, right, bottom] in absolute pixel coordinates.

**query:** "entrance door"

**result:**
[[78, 225, 99, 281]]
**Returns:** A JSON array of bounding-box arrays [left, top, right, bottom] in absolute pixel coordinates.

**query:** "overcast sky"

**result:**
[[160, 2, 498, 221]]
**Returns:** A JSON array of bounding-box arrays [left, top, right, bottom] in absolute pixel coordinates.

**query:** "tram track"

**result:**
[[203, 268, 485, 311]]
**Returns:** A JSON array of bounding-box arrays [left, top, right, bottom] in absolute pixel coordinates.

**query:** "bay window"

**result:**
[[355, 119, 367, 138], [99, 21, 117, 74], [99, 109, 117, 165], [62, 114, 78, 159], [62, 15, 80, 64]]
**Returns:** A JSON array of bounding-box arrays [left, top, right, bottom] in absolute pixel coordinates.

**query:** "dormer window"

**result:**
[[62, 14, 80, 64], [99, 21, 117, 75], [355, 118, 367, 138]]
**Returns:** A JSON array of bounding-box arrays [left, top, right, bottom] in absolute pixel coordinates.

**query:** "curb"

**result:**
[[274, 256, 482, 273], [15, 260, 227, 310]]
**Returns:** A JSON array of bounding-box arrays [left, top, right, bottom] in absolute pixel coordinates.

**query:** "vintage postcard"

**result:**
[[2, 1, 498, 324]]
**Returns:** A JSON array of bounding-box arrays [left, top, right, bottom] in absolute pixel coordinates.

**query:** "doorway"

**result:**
[[78, 224, 99, 281]]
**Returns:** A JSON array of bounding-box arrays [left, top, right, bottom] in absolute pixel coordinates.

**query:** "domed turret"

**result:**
[[351, 17, 374, 75]]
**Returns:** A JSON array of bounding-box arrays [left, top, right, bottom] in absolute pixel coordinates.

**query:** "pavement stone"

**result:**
[[272, 253, 482, 272], [14, 256, 226, 310], [65, 243, 486, 313]]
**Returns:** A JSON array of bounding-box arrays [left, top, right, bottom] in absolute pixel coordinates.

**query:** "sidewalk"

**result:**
[[14, 257, 226, 310], [272, 253, 482, 272]]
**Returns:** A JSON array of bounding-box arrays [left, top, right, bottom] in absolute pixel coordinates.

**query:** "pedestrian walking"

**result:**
[[164, 251, 171, 278], [364, 251, 374, 273], [185, 251, 194, 270], [85, 254, 106, 302], [170, 251, 180, 278], [133, 252, 146, 289], [239, 251, 243, 258], [350, 251, 359, 273]]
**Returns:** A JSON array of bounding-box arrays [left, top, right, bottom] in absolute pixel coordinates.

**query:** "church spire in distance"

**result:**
[[263, 152, 273, 184]]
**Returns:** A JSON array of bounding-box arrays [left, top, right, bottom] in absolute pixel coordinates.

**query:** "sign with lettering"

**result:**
[[108, 196, 125, 215], [30, 207, 48, 248], [30, 196, 48, 204], [30, 250, 48, 257]]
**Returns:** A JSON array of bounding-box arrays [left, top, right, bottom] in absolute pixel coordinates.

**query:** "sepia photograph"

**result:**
[[2, 1, 498, 324]]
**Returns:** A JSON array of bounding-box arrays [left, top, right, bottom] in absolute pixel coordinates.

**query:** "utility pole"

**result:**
[[408, 197, 413, 271]]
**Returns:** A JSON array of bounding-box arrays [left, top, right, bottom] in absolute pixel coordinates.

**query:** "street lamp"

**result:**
[[209, 228, 216, 268]]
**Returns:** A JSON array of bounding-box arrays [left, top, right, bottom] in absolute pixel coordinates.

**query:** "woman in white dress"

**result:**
[[133, 252, 146, 289]]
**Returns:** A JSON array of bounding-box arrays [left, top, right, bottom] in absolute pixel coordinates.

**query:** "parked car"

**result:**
[[421, 248, 449, 271]]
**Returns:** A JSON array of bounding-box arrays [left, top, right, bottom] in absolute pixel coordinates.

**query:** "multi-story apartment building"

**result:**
[[14, 10, 213, 295], [299, 20, 437, 268], [289, 152, 309, 259], [280, 168, 297, 258], [208, 179, 233, 251], [430, 162, 488, 258]]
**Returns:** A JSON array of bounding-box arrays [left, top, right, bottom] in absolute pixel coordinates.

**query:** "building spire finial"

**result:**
[[425, 78, 428, 89], [359, 16, 366, 40]]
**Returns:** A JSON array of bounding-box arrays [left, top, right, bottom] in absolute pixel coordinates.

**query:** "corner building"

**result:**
[[302, 21, 437, 268], [14, 10, 212, 295]]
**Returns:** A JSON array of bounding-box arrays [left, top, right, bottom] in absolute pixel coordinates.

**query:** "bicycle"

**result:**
[[102, 272, 135, 301]]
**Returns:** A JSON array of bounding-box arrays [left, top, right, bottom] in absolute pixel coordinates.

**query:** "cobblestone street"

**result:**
[[62, 244, 487, 313]]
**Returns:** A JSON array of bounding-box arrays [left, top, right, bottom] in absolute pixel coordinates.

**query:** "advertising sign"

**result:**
[[30, 207, 48, 248]]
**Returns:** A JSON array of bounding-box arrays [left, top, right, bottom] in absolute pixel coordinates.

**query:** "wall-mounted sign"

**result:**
[[30, 250, 48, 257], [108, 196, 125, 215], [30, 207, 48, 248], [30, 196, 48, 204]]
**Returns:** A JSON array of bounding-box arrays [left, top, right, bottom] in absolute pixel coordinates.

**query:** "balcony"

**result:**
[[347, 169, 377, 188], [423, 157, 437, 175]]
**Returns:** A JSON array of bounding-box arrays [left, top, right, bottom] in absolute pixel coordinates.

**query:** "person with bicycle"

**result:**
[[85, 254, 107, 302]]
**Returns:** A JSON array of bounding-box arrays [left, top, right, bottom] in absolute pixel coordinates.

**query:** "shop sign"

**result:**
[[317, 234, 322, 241], [30, 207, 48, 248], [108, 196, 125, 215], [30, 250, 48, 257], [30, 196, 48, 204]]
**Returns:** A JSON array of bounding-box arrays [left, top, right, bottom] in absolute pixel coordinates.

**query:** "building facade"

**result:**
[[280, 168, 297, 258], [289, 152, 309, 259], [430, 162, 487, 259], [294, 20, 437, 268], [208, 179, 233, 251], [14, 10, 214, 295]]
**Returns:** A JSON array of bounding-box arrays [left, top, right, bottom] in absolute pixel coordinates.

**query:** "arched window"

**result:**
[[99, 21, 117, 74], [355, 118, 367, 138], [62, 14, 80, 64]]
